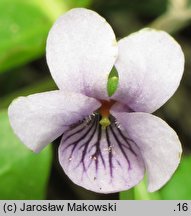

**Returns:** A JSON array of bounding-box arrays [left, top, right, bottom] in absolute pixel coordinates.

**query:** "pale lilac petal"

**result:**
[[8, 91, 100, 153], [111, 110, 182, 192], [59, 113, 145, 193], [113, 28, 184, 113], [46, 8, 118, 100]]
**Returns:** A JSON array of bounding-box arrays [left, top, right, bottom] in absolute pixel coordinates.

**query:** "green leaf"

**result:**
[[0, 0, 50, 73], [160, 156, 191, 199], [134, 179, 161, 200], [0, 0, 69, 73], [120, 178, 161, 200], [0, 0, 94, 73], [66, 0, 93, 8], [120, 156, 191, 200], [32, 0, 69, 21], [0, 110, 52, 199], [0, 77, 56, 109]]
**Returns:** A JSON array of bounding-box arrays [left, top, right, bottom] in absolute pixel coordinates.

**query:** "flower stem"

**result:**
[[149, 0, 191, 34], [134, 179, 161, 200], [149, 10, 191, 34]]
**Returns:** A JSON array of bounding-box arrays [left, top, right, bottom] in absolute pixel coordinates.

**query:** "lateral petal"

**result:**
[[8, 91, 100, 152], [111, 110, 182, 192], [113, 28, 184, 112]]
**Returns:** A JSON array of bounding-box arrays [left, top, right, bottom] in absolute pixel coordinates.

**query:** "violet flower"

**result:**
[[8, 8, 184, 193]]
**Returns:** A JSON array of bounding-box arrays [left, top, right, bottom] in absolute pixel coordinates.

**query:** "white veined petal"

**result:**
[[59, 113, 145, 193]]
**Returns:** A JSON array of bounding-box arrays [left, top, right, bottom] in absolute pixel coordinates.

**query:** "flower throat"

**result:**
[[99, 100, 115, 128]]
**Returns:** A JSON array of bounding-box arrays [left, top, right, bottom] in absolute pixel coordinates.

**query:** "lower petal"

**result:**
[[111, 110, 182, 192], [8, 91, 100, 152], [59, 113, 145, 193]]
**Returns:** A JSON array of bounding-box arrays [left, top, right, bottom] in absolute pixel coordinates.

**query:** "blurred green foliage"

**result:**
[[0, 0, 191, 200], [121, 156, 191, 200], [0, 0, 52, 73], [0, 0, 92, 200], [0, 0, 92, 73], [160, 156, 191, 199], [0, 111, 52, 199]]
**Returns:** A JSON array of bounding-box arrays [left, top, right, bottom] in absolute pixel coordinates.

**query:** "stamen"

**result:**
[[114, 119, 121, 129]]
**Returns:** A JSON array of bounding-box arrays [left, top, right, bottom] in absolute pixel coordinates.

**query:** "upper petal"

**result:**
[[112, 28, 184, 113], [111, 110, 182, 192], [46, 8, 118, 100], [8, 91, 100, 152], [59, 113, 145, 193]]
